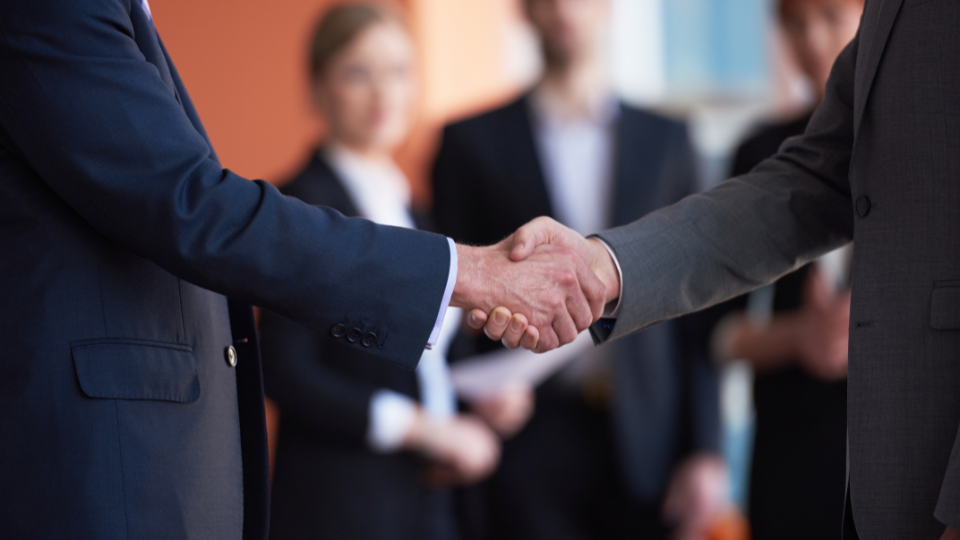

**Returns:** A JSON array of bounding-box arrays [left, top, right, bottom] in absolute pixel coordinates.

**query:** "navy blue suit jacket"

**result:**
[[0, 2, 449, 539], [432, 95, 721, 502]]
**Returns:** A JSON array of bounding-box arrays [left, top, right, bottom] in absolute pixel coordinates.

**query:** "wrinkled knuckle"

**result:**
[[576, 311, 592, 330], [558, 270, 577, 288]]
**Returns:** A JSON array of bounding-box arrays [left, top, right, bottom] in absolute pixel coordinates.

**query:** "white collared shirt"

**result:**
[[325, 145, 460, 452], [529, 88, 619, 238]]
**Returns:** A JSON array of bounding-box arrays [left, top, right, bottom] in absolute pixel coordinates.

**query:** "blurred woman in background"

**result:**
[[708, 0, 863, 538], [258, 5, 508, 540]]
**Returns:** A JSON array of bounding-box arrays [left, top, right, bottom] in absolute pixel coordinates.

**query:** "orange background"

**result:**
[[152, 0, 525, 206]]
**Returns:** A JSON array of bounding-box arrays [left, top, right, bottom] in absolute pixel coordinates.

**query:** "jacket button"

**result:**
[[330, 324, 347, 338], [856, 195, 871, 217], [225, 346, 238, 368], [362, 332, 377, 348], [347, 328, 362, 343]]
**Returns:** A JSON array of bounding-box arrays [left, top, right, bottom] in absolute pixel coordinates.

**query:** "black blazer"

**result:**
[[0, 3, 453, 540], [261, 151, 442, 540], [432, 95, 721, 501]]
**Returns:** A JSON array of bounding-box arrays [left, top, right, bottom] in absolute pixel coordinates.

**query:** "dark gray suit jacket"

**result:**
[[593, 0, 960, 537]]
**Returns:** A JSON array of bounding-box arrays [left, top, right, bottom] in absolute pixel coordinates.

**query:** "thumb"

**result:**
[[510, 217, 554, 261], [466, 309, 488, 330]]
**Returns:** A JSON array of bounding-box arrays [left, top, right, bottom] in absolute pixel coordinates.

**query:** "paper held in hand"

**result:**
[[449, 331, 594, 400]]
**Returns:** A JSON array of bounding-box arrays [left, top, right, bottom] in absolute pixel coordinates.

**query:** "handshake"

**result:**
[[451, 217, 621, 351]]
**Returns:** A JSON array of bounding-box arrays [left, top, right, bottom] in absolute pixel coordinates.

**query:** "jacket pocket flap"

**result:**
[[931, 282, 960, 330], [72, 339, 200, 403]]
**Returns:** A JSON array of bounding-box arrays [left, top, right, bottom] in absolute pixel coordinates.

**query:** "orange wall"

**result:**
[[151, 0, 524, 205]]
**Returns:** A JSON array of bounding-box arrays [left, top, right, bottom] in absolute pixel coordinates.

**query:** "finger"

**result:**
[[510, 217, 557, 262], [536, 326, 560, 353], [520, 325, 540, 351], [552, 311, 579, 348], [483, 307, 513, 341], [571, 250, 608, 323], [467, 309, 487, 330], [501, 313, 529, 350], [559, 253, 597, 331]]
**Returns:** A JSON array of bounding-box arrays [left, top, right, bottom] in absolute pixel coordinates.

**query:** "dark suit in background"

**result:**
[[718, 114, 848, 540], [0, 3, 451, 539], [433, 96, 720, 539], [261, 151, 456, 540]]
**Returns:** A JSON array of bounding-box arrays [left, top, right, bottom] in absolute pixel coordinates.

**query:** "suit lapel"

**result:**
[[130, 2, 179, 100], [130, 6, 219, 164], [158, 37, 222, 164], [854, 0, 904, 138], [508, 96, 555, 221], [610, 105, 662, 227], [307, 152, 363, 218]]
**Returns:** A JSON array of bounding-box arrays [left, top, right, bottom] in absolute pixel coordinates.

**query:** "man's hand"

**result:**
[[465, 217, 620, 350], [453, 234, 606, 351], [403, 410, 501, 486], [942, 526, 960, 540], [469, 382, 535, 439], [510, 217, 620, 301]]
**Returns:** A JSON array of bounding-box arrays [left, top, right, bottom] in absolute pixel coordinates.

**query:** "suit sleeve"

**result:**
[[667, 124, 723, 455], [0, 0, 447, 368], [594, 32, 858, 343], [259, 310, 380, 443]]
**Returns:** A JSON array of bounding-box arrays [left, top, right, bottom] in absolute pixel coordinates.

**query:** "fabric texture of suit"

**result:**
[[432, 95, 720, 537], [0, 2, 449, 539], [261, 151, 456, 540], [723, 114, 848, 540], [592, 1, 960, 537]]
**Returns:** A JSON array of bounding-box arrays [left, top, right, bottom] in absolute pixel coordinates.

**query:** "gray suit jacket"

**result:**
[[594, 0, 960, 538]]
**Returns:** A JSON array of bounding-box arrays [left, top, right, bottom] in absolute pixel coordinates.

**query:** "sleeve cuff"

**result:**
[[593, 237, 623, 318], [426, 237, 458, 350], [367, 389, 418, 453]]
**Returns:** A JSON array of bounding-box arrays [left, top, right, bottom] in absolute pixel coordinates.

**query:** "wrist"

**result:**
[[587, 238, 621, 305], [451, 244, 486, 311]]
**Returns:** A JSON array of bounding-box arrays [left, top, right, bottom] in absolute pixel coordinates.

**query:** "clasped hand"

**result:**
[[451, 217, 620, 352]]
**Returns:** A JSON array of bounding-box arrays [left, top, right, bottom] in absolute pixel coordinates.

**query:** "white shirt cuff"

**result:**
[[367, 389, 418, 453], [426, 237, 458, 350], [594, 238, 623, 318]]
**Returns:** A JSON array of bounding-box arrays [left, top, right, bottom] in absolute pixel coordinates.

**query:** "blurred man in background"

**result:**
[[704, 0, 862, 538], [259, 5, 527, 540], [433, 0, 728, 538]]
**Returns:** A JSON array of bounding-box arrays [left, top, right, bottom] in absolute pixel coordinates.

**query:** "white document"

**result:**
[[449, 331, 594, 400]]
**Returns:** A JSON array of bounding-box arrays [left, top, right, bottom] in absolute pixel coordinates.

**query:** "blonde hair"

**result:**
[[309, 2, 408, 80]]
